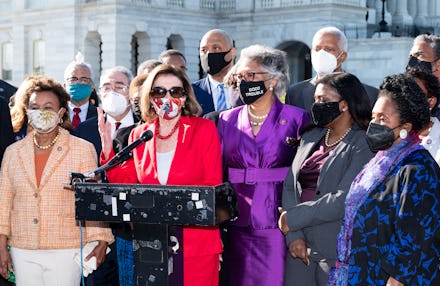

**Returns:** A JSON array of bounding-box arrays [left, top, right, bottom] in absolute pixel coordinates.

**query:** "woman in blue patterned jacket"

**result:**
[[329, 73, 440, 286]]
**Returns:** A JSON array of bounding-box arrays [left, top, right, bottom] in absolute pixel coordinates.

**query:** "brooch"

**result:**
[[285, 136, 300, 148]]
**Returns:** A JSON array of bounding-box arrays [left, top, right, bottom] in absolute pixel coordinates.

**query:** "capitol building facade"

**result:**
[[0, 0, 440, 88]]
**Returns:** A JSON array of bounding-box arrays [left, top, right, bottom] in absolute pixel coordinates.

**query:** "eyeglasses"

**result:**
[[66, 77, 92, 85], [233, 72, 268, 82], [150, 87, 187, 98], [99, 84, 128, 94]]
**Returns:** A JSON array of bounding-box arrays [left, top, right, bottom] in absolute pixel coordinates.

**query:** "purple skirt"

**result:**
[[224, 226, 285, 286]]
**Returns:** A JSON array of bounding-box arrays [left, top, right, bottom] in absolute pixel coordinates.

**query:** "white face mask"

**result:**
[[27, 109, 60, 134], [311, 49, 341, 76], [101, 91, 129, 117]]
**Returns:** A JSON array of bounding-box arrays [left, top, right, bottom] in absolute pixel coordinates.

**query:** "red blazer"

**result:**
[[104, 116, 222, 257]]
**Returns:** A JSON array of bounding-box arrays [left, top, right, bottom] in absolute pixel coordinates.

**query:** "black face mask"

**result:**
[[311, 101, 341, 127], [406, 56, 432, 73], [201, 49, 232, 75], [239, 80, 267, 105], [365, 122, 398, 152], [131, 99, 142, 121]]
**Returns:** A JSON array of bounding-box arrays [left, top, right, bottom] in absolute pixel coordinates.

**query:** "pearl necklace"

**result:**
[[248, 108, 268, 120], [33, 128, 60, 150], [250, 120, 264, 126], [325, 127, 351, 148], [156, 120, 180, 140]]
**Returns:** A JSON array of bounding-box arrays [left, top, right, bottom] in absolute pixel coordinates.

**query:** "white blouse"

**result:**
[[156, 150, 175, 185]]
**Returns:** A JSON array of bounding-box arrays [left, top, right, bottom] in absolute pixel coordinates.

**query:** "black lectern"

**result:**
[[71, 173, 238, 286]]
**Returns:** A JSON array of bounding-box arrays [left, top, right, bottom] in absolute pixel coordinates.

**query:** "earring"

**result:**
[[269, 86, 274, 91], [342, 108, 346, 112], [399, 129, 408, 139]]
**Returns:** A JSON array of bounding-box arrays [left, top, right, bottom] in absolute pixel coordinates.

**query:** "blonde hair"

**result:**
[[140, 64, 201, 122]]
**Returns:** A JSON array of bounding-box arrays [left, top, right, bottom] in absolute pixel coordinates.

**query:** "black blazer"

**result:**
[[0, 95, 14, 165], [73, 113, 140, 157], [0, 80, 17, 101], [192, 77, 215, 116], [85, 104, 98, 120], [72, 116, 101, 156]]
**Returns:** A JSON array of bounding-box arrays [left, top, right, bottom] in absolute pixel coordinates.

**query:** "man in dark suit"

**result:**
[[64, 52, 98, 130], [192, 29, 239, 115], [73, 66, 136, 286], [407, 34, 440, 119], [0, 80, 16, 165], [0, 81, 16, 285], [285, 26, 378, 111], [0, 95, 13, 174], [74, 66, 136, 156], [0, 79, 17, 101]]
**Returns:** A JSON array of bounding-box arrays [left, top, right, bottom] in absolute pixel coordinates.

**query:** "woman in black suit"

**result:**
[[278, 72, 374, 285]]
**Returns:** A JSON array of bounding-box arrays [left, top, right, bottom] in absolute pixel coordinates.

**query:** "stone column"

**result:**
[[12, 25, 25, 84], [392, 0, 413, 27], [414, 0, 428, 27]]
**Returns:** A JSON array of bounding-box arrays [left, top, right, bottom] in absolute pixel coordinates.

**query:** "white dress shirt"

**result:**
[[106, 112, 135, 138], [421, 117, 440, 165], [68, 101, 90, 123]]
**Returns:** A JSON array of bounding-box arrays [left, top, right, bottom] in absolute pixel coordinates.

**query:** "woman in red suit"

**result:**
[[99, 64, 222, 286]]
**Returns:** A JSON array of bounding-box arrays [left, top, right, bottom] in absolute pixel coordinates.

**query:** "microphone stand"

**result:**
[[70, 129, 154, 184]]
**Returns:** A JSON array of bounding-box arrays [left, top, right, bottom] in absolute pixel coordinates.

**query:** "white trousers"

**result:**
[[10, 247, 82, 286]]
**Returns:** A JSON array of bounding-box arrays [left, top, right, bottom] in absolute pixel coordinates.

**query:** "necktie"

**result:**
[[217, 83, 227, 111], [72, 107, 81, 130], [115, 122, 121, 131]]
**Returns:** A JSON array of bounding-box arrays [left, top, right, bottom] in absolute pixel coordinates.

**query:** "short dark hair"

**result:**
[[12, 75, 73, 131], [315, 72, 372, 130], [137, 59, 162, 75], [158, 49, 186, 63], [405, 67, 440, 114], [379, 73, 430, 131]]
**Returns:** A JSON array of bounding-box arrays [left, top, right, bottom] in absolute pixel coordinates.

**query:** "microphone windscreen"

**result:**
[[140, 130, 154, 141]]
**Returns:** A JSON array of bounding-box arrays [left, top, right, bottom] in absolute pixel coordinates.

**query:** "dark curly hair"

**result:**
[[10, 75, 73, 132], [315, 72, 372, 130], [379, 73, 430, 131], [405, 67, 440, 114]]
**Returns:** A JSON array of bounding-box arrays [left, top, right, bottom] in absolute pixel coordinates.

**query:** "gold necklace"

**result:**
[[33, 128, 60, 150], [325, 127, 351, 147]]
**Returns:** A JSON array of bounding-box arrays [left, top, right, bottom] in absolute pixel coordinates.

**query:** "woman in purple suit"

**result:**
[[217, 45, 310, 286]]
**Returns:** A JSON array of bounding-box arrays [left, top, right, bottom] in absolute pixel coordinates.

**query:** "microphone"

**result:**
[[86, 129, 154, 177]]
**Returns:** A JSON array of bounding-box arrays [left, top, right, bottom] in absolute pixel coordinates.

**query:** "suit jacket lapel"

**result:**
[[318, 130, 353, 186], [202, 77, 215, 110], [18, 135, 37, 190], [292, 128, 326, 181], [86, 104, 97, 120]]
